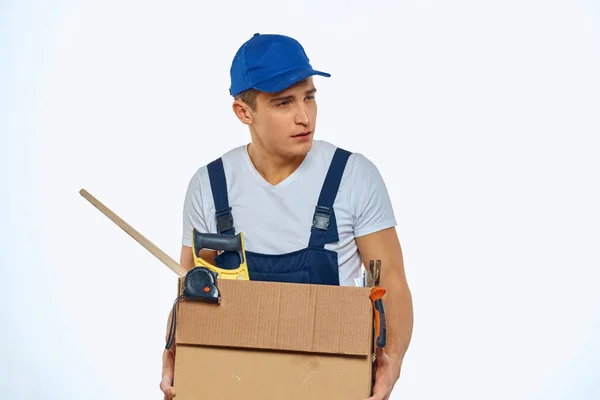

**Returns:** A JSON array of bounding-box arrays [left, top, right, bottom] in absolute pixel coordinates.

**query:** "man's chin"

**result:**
[[289, 137, 313, 156]]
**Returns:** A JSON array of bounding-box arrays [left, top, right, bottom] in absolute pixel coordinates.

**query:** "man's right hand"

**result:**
[[160, 348, 177, 399]]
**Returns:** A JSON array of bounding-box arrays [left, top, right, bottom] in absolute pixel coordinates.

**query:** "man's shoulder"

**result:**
[[193, 144, 247, 172], [184, 145, 246, 191], [310, 139, 354, 163], [312, 140, 369, 161], [312, 139, 352, 155], [197, 144, 246, 168], [308, 140, 384, 181], [313, 140, 378, 174]]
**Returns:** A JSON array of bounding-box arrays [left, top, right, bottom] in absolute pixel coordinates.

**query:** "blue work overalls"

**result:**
[[206, 147, 352, 285]]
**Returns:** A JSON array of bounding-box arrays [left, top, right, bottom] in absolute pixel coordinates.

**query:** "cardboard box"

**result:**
[[173, 278, 375, 399]]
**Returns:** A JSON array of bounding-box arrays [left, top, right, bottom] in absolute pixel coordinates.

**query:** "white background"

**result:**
[[2, 0, 599, 399]]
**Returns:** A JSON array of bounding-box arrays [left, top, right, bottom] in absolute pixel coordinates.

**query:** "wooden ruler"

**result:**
[[79, 188, 187, 277]]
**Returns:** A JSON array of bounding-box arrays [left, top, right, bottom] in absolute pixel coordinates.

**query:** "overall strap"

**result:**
[[207, 158, 235, 235], [308, 147, 352, 248]]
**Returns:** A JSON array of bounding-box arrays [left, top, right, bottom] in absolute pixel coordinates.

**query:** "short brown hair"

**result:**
[[234, 88, 260, 110]]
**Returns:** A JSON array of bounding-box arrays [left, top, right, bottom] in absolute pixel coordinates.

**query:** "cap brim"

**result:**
[[253, 68, 331, 93]]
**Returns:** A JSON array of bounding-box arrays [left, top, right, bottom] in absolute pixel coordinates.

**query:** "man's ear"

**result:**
[[232, 100, 254, 125]]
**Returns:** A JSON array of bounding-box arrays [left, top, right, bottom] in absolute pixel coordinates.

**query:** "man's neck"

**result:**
[[246, 142, 306, 186]]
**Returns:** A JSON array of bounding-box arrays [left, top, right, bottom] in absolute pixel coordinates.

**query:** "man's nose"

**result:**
[[294, 103, 310, 126]]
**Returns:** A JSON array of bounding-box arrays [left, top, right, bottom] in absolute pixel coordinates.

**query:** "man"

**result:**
[[160, 33, 413, 400]]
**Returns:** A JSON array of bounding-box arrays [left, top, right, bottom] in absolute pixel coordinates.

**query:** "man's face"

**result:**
[[249, 77, 318, 157]]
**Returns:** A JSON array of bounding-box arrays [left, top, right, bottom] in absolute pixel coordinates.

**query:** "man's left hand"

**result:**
[[364, 347, 397, 400]]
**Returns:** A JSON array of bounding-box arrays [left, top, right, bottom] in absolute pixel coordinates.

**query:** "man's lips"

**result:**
[[292, 131, 312, 137]]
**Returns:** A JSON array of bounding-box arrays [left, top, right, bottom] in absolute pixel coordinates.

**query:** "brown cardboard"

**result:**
[[173, 279, 375, 399]]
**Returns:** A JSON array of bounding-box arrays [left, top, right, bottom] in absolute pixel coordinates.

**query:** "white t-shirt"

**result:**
[[181, 140, 396, 286]]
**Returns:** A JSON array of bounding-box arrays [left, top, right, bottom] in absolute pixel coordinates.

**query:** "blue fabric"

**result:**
[[308, 148, 351, 248], [207, 158, 234, 235], [208, 148, 351, 286], [215, 247, 339, 284], [229, 33, 331, 97]]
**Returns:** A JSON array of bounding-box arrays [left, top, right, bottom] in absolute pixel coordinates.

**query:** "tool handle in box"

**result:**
[[373, 298, 387, 348], [370, 287, 387, 348], [193, 230, 245, 263]]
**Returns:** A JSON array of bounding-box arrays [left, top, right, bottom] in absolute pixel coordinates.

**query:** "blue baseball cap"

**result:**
[[229, 33, 331, 96]]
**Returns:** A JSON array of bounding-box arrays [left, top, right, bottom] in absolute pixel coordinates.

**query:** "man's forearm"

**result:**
[[385, 281, 414, 380], [355, 227, 415, 381]]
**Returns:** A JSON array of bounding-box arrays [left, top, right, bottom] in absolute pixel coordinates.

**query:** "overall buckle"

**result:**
[[312, 205, 331, 231], [215, 207, 234, 234]]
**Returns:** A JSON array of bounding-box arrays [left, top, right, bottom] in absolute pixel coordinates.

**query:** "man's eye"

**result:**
[[305, 95, 315, 101], [278, 101, 289, 106]]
